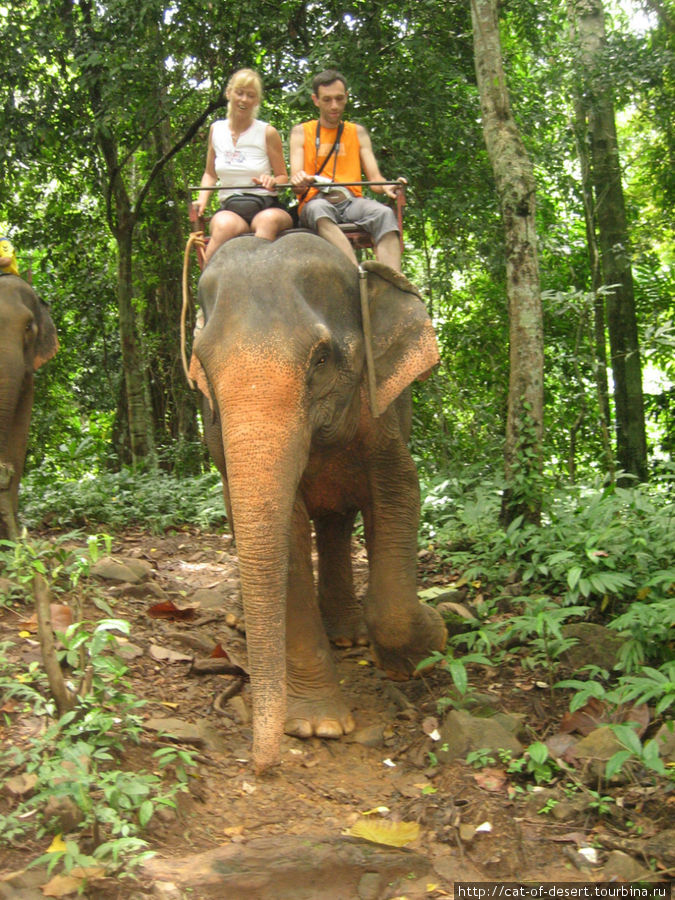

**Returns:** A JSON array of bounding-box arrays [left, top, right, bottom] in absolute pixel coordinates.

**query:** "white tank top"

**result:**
[[212, 118, 273, 202]]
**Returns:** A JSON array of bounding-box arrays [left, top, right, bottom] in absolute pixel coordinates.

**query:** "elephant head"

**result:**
[[189, 233, 439, 772], [0, 275, 58, 541]]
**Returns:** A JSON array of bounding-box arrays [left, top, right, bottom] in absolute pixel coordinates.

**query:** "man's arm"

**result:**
[[356, 123, 404, 200], [290, 124, 313, 191]]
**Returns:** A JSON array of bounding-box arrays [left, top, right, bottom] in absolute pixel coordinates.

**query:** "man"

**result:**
[[0, 236, 19, 276], [290, 70, 406, 271]]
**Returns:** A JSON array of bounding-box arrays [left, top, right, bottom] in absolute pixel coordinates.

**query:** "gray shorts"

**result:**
[[300, 195, 399, 245]]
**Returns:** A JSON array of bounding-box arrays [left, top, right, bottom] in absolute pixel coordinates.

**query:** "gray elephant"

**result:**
[[189, 232, 446, 773], [0, 275, 58, 541]]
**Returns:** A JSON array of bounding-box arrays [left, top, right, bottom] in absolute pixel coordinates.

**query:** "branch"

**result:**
[[134, 95, 226, 215], [34, 574, 76, 717]]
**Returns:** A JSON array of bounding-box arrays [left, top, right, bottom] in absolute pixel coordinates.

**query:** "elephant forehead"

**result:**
[[209, 341, 308, 403]]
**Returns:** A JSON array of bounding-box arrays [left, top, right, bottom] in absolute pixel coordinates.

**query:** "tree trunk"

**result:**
[[116, 215, 156, 466], [568, 0, 648, 482], [571, 95, 615, 477], [69, 0, 155, 469], [470, 0, 544, 523], [143, 119, 201, 469]]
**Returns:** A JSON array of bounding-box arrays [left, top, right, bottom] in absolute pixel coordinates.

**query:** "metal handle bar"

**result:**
[[189, 181, 407, 192]]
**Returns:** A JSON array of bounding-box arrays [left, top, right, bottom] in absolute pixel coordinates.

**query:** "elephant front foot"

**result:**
[[285, 685, 355, 739], [370, 603, 447, 680]]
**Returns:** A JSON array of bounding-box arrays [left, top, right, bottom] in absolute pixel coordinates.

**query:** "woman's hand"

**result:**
[[191, 200, 206, 221], [253, 173, 278, 191]]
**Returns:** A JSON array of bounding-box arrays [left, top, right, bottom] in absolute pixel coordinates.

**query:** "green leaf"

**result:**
[[567, 566, 583, 591], [527, 742, 549, 765], [605, 750, 632, 780], [138, 800, 154, 827], [611, 724, 642, 756], [449, 661, 468, 695]]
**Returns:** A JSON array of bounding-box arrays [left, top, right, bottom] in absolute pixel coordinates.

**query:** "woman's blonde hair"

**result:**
[[225, 68, 263, 118]]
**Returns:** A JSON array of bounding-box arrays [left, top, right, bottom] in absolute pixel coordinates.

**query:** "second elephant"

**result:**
[[0, 275, 58, 540], [189, 232, 447, 773]]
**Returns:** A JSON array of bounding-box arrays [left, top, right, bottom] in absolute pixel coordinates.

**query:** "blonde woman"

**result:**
[[195, 69, 293, 264]]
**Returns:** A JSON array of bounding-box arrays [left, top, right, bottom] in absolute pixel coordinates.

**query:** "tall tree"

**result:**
[[567, 0, 648, 481], [470, 0, 545, 522]]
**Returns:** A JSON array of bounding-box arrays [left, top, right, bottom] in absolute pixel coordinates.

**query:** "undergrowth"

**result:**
[[21, 467, 227, 533], [8, 462, 675, 804], [0, 539, 196, 886], [418, 464, 675, 783]]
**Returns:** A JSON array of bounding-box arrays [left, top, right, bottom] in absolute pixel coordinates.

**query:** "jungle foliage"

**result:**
[[1, 0, 671, 484], [0, 1, 673, 885]]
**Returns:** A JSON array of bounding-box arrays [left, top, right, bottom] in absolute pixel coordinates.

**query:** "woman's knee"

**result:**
[[252, 208, 293, 237], [210, 211, 249, 240]]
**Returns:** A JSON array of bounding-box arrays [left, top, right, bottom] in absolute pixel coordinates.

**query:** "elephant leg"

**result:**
[[362, 444, 447, 679], [0, 462, 18, 541], [284, 498, 355, 739], [315, 511, 368, 647]]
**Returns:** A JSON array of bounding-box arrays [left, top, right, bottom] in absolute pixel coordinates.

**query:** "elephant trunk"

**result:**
[[218, 380, 310, 774]]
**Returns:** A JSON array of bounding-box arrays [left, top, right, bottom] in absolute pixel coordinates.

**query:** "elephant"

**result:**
[[189, 232, 447, 773], [0, 275, 58, 541]]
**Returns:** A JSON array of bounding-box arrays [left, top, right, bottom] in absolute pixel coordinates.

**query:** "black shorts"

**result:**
[[219, 194, 286, 225]]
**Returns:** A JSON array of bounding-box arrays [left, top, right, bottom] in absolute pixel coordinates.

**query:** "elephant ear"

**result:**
[[188, 344, 212, 411], [188, 269, 220, 408], [188, 331, 218, 416], [31, 295, 59, 370], [362, 261, 439, 414]]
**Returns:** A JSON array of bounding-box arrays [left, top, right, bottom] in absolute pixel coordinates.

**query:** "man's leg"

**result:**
[[374, 231, 401, 271], [316, 218, 358, 266], [344, 198, 402, 272], [300, 198, 358, 266]]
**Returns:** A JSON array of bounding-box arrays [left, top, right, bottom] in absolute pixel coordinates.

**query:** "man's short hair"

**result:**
[[312, 69, 348, 94]]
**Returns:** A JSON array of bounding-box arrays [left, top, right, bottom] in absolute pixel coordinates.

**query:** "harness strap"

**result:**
[[358, 265, 379, 419], [298, 120, 344, 205]]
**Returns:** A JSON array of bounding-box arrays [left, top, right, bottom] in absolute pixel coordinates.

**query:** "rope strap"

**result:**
[[181, 231, 206, 389]]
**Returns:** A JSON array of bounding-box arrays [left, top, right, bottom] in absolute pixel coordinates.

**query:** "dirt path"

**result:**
[[1, 530, 671, 898]]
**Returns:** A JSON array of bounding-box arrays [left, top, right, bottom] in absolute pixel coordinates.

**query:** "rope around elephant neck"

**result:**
[[181, 232, 206, 390]]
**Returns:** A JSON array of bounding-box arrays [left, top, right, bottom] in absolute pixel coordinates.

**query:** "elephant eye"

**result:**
[[311, 342, 331, 371]]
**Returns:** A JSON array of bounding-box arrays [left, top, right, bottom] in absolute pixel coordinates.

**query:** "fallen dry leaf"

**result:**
[[42, 866, 106, 898], [46, 834, 67, 854], [549, 831, 591, 845], [473, 767, 507, 793], [561, 698, 650, 736], [560, 697, 606, 735], [5, 773, 38, 796], [19, 604, 73, 635], [345, 818, 421, 847], [149, 645, 192, 663], [146, 600, 196, 620]]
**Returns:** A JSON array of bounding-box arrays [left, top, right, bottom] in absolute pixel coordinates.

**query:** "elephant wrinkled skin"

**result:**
[[189, 233, 446, 773], [0, 276, 58, 540]]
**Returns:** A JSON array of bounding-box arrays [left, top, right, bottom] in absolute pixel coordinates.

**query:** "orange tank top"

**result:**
[[299, 120, 363, 211]]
